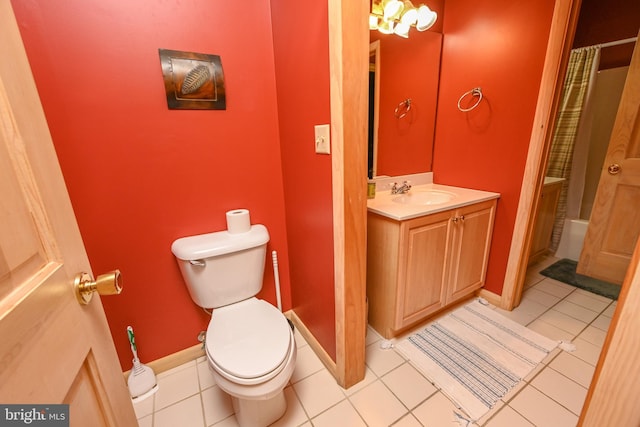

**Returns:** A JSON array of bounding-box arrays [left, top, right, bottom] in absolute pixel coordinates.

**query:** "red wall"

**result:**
[[433, 0, 555, 294], [12, 0, 292, 368], [270, 0, 337, 359]]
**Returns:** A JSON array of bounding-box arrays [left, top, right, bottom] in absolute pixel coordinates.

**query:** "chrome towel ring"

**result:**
[[457, 87, 483, 112], [394, 98, 412, 119]]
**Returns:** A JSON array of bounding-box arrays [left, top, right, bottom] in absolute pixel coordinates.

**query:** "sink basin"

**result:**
[[392, 190, 456, 206]]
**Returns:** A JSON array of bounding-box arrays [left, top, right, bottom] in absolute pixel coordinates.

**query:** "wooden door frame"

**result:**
[[328, 0, 368, 388], [501, 0, 582, 310]]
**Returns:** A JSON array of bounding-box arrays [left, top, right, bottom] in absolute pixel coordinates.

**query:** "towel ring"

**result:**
[[394, 98, 412, 119], [457, 87, 483, 112]]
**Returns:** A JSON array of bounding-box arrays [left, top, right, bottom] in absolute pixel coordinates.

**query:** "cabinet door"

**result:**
[[529, 182, 562, 264], [395, 210, 451, 329], [447, 200, 496, 303]]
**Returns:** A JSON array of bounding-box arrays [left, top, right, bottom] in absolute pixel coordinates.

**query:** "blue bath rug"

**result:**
[[539, 258, 620, 300]]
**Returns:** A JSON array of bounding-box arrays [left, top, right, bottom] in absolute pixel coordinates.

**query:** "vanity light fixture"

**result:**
[[369, 0, 437, 38]]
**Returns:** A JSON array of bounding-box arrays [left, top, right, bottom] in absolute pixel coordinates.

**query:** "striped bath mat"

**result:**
[[395, 299, 559, 421]]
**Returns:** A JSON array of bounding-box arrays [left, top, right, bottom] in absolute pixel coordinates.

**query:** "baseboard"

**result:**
[[286, 310, 337, 378], [123, 343, 204, 379], [476, 288, 505, 309]]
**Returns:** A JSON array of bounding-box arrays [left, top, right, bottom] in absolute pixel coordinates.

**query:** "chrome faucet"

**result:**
[[391, 181, 412, 194]]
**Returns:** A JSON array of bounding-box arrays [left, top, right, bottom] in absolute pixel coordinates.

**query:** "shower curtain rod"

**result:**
[[575, 36, 638, 51]]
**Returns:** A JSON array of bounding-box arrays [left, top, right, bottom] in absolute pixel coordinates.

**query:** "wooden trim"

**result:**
[[579, 236, 640, 425], [123, 343, 204, 379], [287, 310, 337, 378], [476, 288, 502, 307], [328, 0, 368, 388], [500, 0, 582, 310]]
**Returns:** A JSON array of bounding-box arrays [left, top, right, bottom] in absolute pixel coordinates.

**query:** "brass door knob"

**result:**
[[74, 270, 123, 305], [608, 163, 621, 175]]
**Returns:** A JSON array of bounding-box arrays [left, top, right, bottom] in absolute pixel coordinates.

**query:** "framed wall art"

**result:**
[[159, 49, 226, 110]]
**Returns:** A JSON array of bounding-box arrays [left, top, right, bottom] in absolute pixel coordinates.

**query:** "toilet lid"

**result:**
[[206, 298, 291, 380]]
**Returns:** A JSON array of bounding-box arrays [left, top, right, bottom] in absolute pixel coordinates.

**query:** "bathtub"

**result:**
[[555, 218, 589, 261]]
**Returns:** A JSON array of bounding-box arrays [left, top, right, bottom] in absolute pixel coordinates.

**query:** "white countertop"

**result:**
[[367, 183, 500, 221]]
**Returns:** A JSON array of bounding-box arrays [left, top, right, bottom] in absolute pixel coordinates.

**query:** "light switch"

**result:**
[[314, 124, 330, 154]]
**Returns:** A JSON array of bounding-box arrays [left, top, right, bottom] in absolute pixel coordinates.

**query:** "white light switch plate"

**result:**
[[314, 124, 330, 154]]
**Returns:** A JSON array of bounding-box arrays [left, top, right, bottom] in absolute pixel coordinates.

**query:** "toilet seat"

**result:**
[[206, 298, 292, 385]]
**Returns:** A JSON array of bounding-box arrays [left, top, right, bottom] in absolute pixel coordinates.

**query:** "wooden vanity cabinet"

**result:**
[[366, 199, 497, 339]]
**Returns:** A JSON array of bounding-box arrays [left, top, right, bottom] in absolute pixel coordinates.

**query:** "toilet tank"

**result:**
[[171, 224, 270, 308]]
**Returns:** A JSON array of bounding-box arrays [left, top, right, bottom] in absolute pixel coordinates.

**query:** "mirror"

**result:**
[[368, 19, 443, 178]]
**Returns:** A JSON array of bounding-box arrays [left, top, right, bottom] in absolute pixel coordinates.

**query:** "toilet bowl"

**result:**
[[205, 298, 296, 426], [171, 224, 297, 427]]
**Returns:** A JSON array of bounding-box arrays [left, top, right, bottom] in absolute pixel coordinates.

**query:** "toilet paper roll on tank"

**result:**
[[226, 209, 251, 234]]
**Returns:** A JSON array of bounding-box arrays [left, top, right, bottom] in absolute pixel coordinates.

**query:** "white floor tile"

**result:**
[[531, 368, 587, 415], [526, 319, 576, 342], [485, 405, 535, 427], [212, 415, 239, 427], [137, 415, 153, 427], [533, 278, 576, 299], [154, 362, 201, 410], [537, 309, 588, 336], [290, 344, 324, 383], [154, 394, 205, 427], [509, 386, 578, 427], [564, 291, 611, 312], [521, 287, 561, 308], [201, 385, 233, 426], [343, 367, 377, 396], [271, 386, 309, 427], [577, 325, 607, 347], [412, 392, 469, 426], [292, 369, 346, 418], [365, 342, 405, 376], [197, 359, 216, 390], [349, 380, 407, 427], [366, 325, 383, 346], [602, 302, 617, 317], [494, 306, 539, 326], [293, 329, 308, 349], [552, 300, 600, 324], [549, 352, 595, 388], [591, 314, 612, 331], [392, 413, 422, 427], [570, 337, 603, 366], [312, 400, 366, 427], [381, 363, 437, 409]]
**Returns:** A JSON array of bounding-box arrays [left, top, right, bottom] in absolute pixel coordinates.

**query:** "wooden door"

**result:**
[[578, 37, 640, 284], [447, 200, 496, 303], [396, 210, 451, 329], [0, 2, 137, 426]]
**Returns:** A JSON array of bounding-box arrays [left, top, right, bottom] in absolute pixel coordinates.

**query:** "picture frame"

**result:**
[[158, 49, 226, 110]]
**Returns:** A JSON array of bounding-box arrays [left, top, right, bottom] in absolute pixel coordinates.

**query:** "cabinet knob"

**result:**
[[452, 215, 465, 224]]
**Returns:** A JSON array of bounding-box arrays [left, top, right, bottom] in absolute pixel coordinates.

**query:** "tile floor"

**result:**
[[134, 256, 615, 426]]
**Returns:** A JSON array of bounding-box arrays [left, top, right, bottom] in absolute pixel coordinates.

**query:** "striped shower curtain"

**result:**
[[546, 47, 600, 252]]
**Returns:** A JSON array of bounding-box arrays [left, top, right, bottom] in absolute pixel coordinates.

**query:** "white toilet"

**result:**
[[171, 224, 296, 427]]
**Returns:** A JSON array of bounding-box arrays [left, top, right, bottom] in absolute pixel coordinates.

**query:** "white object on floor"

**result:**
[[126, 326, 158, 402], [379, 339, 394, 350]]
